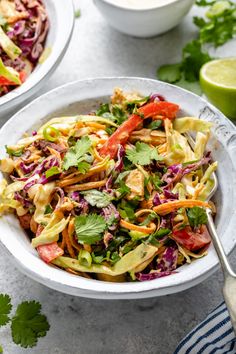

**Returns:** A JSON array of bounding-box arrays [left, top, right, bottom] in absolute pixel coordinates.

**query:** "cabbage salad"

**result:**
[[0, 0, 49, 97], [0, 89, 217, 282]]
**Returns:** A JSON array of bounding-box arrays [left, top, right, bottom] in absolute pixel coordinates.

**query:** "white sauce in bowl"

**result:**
[[105, 0, 176, 10]]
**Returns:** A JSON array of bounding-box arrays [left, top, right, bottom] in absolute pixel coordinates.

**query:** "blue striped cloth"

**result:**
[[174, 302, 236, 354]]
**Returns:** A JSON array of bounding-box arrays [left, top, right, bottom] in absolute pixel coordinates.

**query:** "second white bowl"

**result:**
[[94, 0, 195, 38]]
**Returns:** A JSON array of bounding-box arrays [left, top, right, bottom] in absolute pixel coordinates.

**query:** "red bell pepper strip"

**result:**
[[172, 225, 211, 251], [37, 242, 64, 263], [99, 101, 179, 158], [36, 225, 64, 263], [0, 70, 26, 86]]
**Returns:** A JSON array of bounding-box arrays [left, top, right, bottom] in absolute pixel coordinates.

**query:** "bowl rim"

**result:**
[[0, 76, 236, 298], [95, 0, 189, 12], [0, 0, 75, 110]]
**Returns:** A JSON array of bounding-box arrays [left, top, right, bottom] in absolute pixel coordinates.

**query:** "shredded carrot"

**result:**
[[85, 122, 106, 130], [97, 138, 108, 145], [58, 158, 109, 187], [60, 231, 66, 250], [65, 179, 107, 192], [193, 185, 205, 199], [158, 143, 167, 154], [62, 227, 76, 259], [83, 244, 92, 253], [120, 219, 156, 234], [153, 200, 211, 215], [75, 121, 85, 129], [93, 147, 104, 162], [47, 147, 61, 160], [135, 209, 155, 218], [68, 219, 81, 251]]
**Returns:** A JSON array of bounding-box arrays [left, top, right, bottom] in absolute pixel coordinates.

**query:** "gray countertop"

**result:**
[[0, 1, 235, 353]]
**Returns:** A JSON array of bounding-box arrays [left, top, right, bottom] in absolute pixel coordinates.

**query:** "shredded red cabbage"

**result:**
[[156, 245, 178, 272], [135, 271, 175, 281]]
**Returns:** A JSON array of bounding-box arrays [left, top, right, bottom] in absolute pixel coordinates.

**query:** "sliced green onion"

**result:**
[[78, 249, 92, 267], [43, 126, 60, 142]]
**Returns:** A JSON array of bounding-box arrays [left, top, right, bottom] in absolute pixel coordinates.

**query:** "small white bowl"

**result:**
[[93, 0, 195, 38], [0, 77, 236, 299], [0, 0, 75, 116]]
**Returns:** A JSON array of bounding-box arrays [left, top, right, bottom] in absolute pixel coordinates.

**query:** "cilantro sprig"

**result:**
[[0, 294, 49, 351], [75, 214, 107, 244], [187, 206, 208, 228], [126, 142, 162, 166], [157, 0, 236, 94], [63, 136, 92, 171], [81, 189, 113, 208]]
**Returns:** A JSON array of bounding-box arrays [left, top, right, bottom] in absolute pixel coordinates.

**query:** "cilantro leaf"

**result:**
[[182, 40, 212, 82], [112, 105, 127, 125], [77, 161, 90, 174], [81, 190, 113, 208], [45, 166, 60, 178], [11, 301, 49, 348], [147, 120, 162, 130], [44, 204, 53, 215], [147, 228, 171, 246], [5, 146, 24, 157], [126, 142, 162, 165], [187, 207, 208, 228], [0, 294, 12, 326], [75, 214, 107, 244], [117, 199, 137, 222], [96, 103, 110, 116], [63, 136, 91, 170], [175, 78, 202, 95], [116, 180, 131, 199], [157, 63, 182, 83], [195, 0, 216, 5], [140, 212, 159, 226]]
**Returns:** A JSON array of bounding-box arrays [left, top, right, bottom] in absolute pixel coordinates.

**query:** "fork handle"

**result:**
[[207, 209, 236, 335]]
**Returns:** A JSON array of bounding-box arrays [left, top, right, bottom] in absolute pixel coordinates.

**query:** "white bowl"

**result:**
[[0, 77, 236, 299], [0, 0, 74, 116], [93, 0, 195, 38]]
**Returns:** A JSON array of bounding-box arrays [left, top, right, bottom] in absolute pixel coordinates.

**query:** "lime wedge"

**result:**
[[200, 58, 236, 120]]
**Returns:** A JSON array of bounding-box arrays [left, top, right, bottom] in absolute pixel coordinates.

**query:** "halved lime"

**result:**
[[200, 58, 236, 120]]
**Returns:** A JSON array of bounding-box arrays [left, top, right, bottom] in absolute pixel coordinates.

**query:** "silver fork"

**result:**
[[185, 133, 236, 335]]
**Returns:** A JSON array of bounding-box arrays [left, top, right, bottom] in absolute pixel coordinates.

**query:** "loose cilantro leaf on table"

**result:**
[[157, 0, 236, 93], [63, 136, 91, 170], [81, 190, 113, 208], [0, 294, 12, 326], [187, 206, 208, 228], [11, 301, 50, 348], [75, 214, 107, 244], [126, 142, 162, 165], [157, 63, 182, 83], [75, 9, 81, 18], [0, 294, 50, 351]]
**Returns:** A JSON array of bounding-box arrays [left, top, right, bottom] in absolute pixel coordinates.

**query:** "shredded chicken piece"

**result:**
[[125, 169, 144, 200], [0, 0, 28, 24], [130, 129, 166, 146], [111, 87, 143, 107]]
